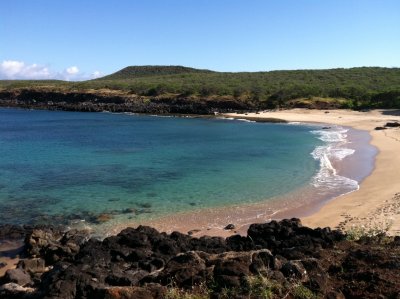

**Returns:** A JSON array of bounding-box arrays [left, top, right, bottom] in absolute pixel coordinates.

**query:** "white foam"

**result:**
[[310, 126, 359, 192], [236, 118, 256, 123]]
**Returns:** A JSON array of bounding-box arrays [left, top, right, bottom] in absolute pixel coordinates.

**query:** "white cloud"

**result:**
[[66, 66, 79, 75], [0, 60, 51, 80], [0, 60, 103, 81]]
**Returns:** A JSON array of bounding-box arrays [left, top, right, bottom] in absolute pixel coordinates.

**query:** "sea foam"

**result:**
[[310, 127, 359, 192]]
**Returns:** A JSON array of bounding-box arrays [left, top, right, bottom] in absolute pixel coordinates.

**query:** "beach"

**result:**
[[1, 108, 400, 279], [120, 109, 400, 238], [225, 109, 400, 235]]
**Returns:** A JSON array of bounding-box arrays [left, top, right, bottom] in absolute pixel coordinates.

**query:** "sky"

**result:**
[[1, 0, 399, 80]]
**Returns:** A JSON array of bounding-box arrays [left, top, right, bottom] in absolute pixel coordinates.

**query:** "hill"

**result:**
[[1, 66, 400, 111], [97, 65, 213, 80]]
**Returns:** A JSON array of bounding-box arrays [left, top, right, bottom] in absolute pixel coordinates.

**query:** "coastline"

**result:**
[[104, 110, 381, 238], [224, 109, 400, 235], [108, 108, 400, 237], [1, 108, 400, 278], [1, 108, 398, 239]]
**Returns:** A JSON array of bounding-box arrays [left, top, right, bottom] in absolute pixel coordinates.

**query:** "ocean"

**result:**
[[0, 108, 375, 233]]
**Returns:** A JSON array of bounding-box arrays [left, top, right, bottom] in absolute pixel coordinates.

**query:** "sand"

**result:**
[[106, 109, 399, 238], [224, 109, 400, 235], [0, 240, 24, 277]]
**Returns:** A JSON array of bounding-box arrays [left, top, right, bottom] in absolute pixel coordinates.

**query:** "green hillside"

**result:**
[[98, 65, 213, 80], [1, 66, 400, 109]]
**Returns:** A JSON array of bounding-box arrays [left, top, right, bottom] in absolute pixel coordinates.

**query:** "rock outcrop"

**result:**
[[0, 89, 255, 115], [1, 218, 399, 298]]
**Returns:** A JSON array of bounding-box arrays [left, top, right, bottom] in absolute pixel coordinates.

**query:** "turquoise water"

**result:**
[[0, 108, 324, 226]]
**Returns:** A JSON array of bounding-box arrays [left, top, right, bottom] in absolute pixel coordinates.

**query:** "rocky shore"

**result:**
[[1, 219, 399, 298], [0, 89, 255, 115]]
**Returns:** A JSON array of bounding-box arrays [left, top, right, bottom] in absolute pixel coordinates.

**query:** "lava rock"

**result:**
[[4, 268, 33, 286], [385, 122, 400, 127], [155, 251, 207, 287], [281, 260, 308, 282], [0, 282, 35, 299], [18, 258, 46, 274]]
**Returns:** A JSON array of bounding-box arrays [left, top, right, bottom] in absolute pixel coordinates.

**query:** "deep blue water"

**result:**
[[0, 108, 322, 227]]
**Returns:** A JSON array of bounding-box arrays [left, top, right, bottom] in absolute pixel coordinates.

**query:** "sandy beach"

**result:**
[[225, 109, 400, 235], [118, 109, 400, 238]]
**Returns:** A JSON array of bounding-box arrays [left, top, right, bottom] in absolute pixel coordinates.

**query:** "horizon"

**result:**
[[1, 0, 399, 80]]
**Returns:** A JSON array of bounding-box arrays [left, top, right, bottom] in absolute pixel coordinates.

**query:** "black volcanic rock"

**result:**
[[385, 122, 400, 127], [0, 219, 399, 298], [3, 268, 32, 286]]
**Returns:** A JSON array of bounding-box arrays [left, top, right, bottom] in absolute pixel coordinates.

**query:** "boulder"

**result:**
[[18, 258, 46, 274], [281, 261, 308, 282], [4, 268, 32, 286], [155, 251, 207, 287], [385, 122, 400, 127], [0, 282, 35, 299]]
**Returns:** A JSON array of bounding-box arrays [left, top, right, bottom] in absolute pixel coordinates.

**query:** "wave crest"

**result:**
[[310, 127, 359, 192]]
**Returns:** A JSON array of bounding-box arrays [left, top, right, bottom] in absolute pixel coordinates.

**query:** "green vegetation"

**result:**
[[164, 275, 319, 299], [345, 220, 393, 241], [1, 65, 400, 109]]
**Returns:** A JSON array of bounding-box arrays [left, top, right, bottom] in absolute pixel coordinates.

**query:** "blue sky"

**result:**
[[1, 0, 399, 80]]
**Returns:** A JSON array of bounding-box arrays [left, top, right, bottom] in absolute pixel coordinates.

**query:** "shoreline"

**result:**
[[1, 108, 400, 276], [110, 108, 400, 237], [225, 109, 400, 235], [105, 112, 378, 238], [1, 108, 398, 238]]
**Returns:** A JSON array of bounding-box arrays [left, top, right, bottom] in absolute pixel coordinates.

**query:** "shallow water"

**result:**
[[0, 108, 373, 232]]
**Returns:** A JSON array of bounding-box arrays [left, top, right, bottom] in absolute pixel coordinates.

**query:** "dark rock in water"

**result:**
[[4, 268, 32, 286], [375, 126, 387, 130], [322, 126, 331, 130], [136, 202, 152, 209], [0, 225, 29, 241], [94, 213, 113, 224], [120, 208, 136, 214], [224, 223, 236, 230], [385, 122, 400, 127]]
